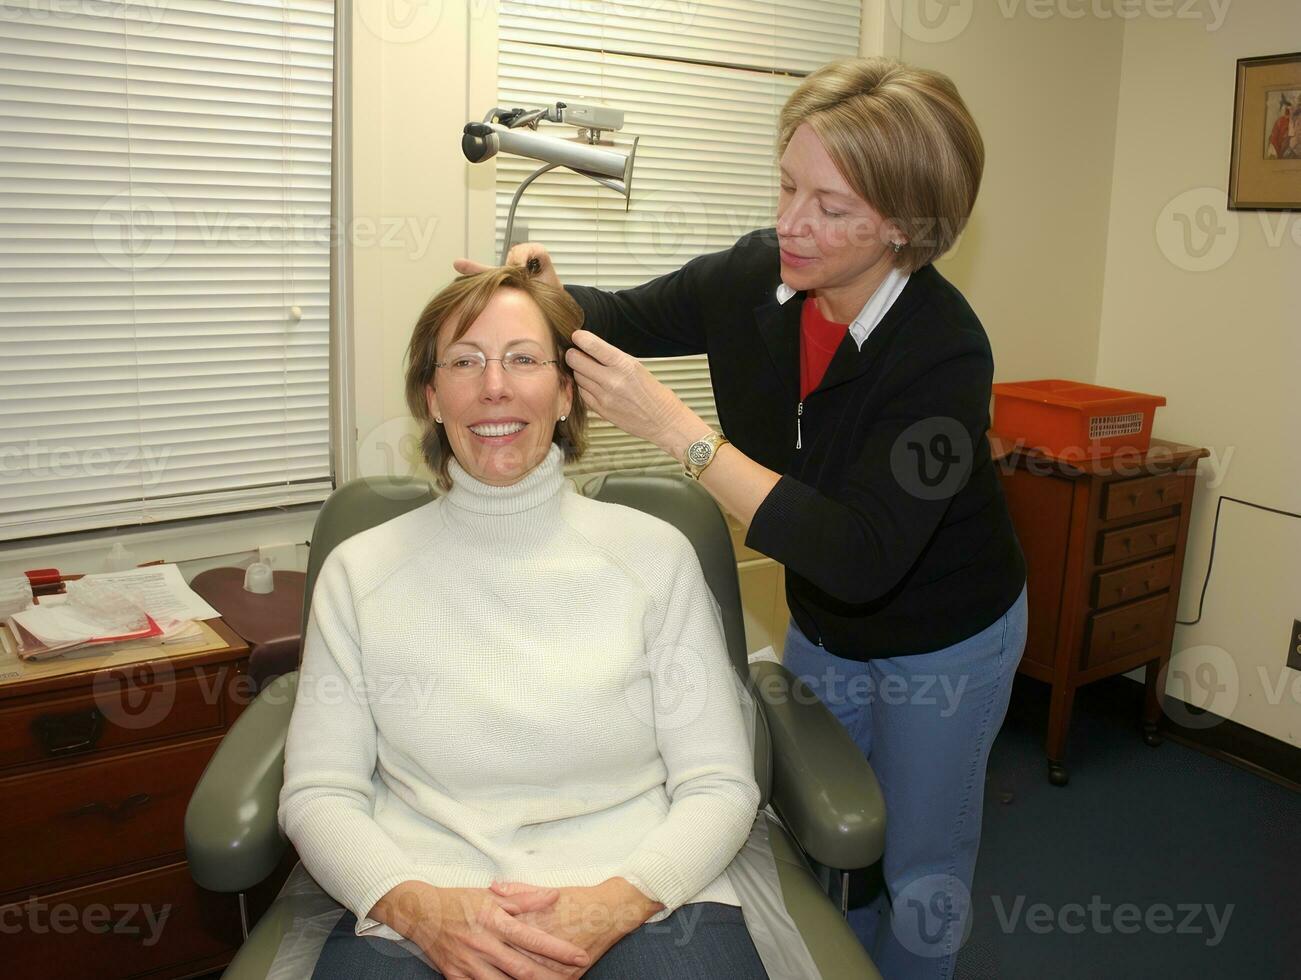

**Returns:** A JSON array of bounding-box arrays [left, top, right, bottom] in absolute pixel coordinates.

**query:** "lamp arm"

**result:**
[[501, 162, 559, 265]]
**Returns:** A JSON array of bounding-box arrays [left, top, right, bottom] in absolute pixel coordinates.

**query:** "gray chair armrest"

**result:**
[[185, 671, 299, 892], [750, 661, 886, 870]]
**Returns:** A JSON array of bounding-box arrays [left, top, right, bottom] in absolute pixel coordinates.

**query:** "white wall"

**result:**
[[1095, 0, 1301, 745]]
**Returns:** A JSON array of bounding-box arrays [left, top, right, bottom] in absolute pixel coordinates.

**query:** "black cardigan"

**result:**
[[568, 229, 1026, 660]]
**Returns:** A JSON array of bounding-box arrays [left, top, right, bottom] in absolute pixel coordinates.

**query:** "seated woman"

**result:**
[[279, 266, 768, 979]]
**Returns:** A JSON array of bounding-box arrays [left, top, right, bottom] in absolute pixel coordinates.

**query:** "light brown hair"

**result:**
[[778, 57, 984, 272], [404, 267, 588, 490]]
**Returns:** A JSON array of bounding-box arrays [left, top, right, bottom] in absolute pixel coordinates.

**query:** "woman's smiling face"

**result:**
[[425, 287, 572, 487], [775, 123, 900, 296]]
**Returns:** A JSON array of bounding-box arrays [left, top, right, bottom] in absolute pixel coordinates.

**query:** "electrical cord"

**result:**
[[1177, 495, 1301, 626]]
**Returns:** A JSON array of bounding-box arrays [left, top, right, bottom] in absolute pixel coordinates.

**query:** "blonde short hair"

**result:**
[[778, 57, 984, 272], [404, 267, 588, 491]]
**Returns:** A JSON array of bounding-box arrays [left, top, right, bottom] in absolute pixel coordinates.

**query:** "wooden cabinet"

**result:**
[[0, 622, 251, 978], [993, 437, 1208, 785]]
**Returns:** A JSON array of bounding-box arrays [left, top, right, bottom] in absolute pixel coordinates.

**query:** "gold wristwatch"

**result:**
[[683, 432, 730, 480]]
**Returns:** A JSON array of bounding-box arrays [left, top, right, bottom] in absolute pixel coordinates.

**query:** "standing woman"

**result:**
[[458, 57, 1027, 980]]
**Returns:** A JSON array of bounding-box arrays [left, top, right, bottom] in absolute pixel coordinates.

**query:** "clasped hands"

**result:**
[[373, 876, 663, 980]]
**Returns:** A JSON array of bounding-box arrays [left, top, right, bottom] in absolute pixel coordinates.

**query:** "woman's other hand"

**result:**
[[454, 243, 562, 290], [371, 880, 590, 980], [565, 329, 712, 463], [490, 878, 665, 977]]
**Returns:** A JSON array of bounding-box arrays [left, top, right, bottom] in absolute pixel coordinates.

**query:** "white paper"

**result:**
[[77, 565, 220, 622]]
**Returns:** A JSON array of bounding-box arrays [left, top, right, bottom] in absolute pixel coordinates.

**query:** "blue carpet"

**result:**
[[955, 676, 1300, 980]]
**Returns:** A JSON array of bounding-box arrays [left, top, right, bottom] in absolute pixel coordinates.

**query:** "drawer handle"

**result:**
[[70, 793, 152, 821], [32, 708, 104, 756]]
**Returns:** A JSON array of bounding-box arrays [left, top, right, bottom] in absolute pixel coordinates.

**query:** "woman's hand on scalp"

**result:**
[[454, 243, 562, 290], [565, 329, 712, 460], [372, 880, 590, 980]]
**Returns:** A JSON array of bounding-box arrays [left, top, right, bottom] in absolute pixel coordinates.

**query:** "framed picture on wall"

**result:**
[[1228, 52, 1301, 210]]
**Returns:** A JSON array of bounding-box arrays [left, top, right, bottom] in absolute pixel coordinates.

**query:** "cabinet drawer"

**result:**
[[0, 737, 219, 896], [1, 860, 241, 980], [1102, 472, 1186, 520], [1096, 517, 1179, 566], [1084, 595, 1168, 669], [1093, 556, 1175, 610], [0, 664, 237, 773]]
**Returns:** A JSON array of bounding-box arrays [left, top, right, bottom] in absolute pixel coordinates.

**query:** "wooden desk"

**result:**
[[992, 436, 1209, 786], [0, 620, 251, 978]]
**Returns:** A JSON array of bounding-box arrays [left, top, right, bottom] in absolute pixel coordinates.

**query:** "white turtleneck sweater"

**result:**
[[279, 445, 760, 939]]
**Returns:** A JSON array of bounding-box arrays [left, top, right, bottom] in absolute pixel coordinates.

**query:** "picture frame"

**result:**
[[1228, 52, 1301, 211]]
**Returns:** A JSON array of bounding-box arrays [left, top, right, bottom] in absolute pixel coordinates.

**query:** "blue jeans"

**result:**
[[781, 585, 1027, 980], [311, 903, 766, 979]]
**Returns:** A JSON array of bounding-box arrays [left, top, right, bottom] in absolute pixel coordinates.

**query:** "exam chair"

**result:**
[[185, 473, 887, 980]]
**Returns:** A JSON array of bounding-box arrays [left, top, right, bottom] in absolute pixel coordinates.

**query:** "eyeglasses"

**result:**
[[432, 350, 560, 381]]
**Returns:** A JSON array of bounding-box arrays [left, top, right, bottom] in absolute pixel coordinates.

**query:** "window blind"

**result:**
[[0, 0, 334, 541], [495, 0, 861, 476]]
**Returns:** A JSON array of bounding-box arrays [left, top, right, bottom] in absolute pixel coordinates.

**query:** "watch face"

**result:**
[[687, 441, 714, 467]]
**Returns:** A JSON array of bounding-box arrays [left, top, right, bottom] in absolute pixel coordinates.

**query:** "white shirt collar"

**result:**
[[775, 266, 910, 350]]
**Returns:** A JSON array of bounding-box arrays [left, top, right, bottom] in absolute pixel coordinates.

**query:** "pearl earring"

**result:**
[[559, 414, 568, 422], [434, 416, 443, 424]]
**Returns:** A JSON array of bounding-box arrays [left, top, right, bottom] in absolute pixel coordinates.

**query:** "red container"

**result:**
[[991, 379, 1166, 458]]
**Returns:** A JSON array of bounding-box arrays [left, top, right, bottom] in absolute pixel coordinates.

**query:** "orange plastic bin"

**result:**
[[991, 379, 1166, 458]]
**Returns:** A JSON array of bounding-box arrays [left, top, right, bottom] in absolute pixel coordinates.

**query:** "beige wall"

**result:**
[[348, 3, 497, 481], [1095, 1, 1301, 746], [889, 2, 1127, 382]]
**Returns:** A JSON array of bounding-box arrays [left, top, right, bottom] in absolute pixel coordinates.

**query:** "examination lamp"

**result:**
[[462, 102, 639, 264]]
